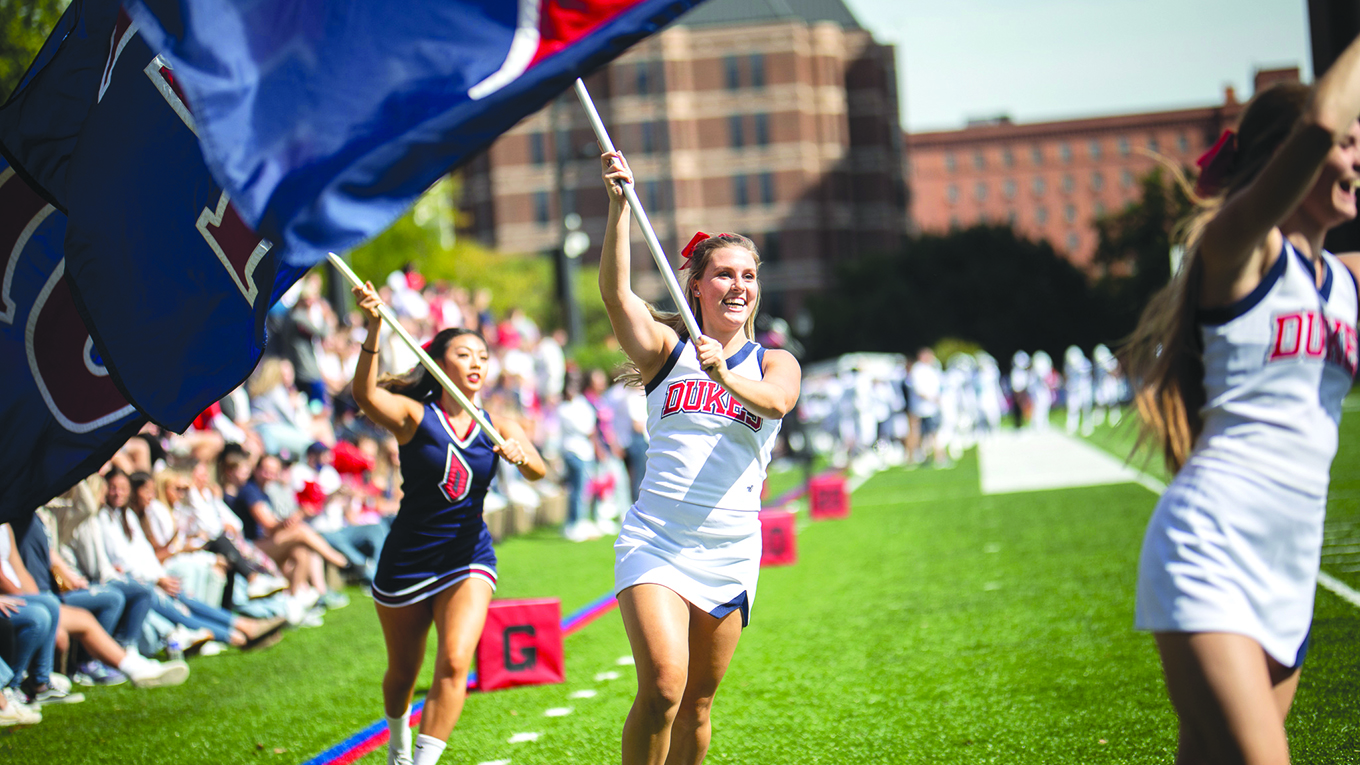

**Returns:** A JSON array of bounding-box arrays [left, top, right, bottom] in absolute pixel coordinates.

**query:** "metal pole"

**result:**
[[326, 252, 507, 449], [572, 78, 704, 343]]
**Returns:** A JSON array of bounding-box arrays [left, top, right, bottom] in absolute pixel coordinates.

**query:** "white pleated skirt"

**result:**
[[614, 491, 761, 627], [1135, 460, 1325, 667]]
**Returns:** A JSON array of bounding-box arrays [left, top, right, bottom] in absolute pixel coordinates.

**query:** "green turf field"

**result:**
[[7, 410, 1360, 764]]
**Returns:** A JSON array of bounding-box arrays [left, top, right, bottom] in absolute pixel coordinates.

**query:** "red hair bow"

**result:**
[[679, 231, 709, 269], [1195, 129, 1238, 197]]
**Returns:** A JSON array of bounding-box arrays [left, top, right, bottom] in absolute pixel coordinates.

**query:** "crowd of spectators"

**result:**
[[0, 265, 651, 728]]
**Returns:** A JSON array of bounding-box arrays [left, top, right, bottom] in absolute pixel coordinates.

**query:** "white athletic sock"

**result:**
[[386, 707, 412, 765], [412, 733, 446, 765]]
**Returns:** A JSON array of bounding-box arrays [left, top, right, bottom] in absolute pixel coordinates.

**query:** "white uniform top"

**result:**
[[1193, 241, 1359, 497], [640, 338, 781, 512]]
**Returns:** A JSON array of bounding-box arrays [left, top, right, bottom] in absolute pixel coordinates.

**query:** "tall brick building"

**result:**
[[906, 68, 1300, 271], [456, 0, 907, 318]]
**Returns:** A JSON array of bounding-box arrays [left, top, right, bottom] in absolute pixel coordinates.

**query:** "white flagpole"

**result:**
[[326, 252, 507, 450], [572, 78, 704, 343]]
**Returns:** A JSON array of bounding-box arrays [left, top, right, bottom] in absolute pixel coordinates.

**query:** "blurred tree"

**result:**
[[807, 225, 1101, 365], [0, 0, 68, 101], [1090, 166, 1196, 345]]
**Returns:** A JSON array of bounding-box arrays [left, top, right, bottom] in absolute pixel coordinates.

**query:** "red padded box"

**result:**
[[808, 474, 849, 520], [476, 598, 564, 692], [759, 509, 797, 567]]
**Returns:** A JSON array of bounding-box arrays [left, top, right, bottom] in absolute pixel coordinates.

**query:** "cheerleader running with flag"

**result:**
[[350, 282, 547, 765], [598, 151, 801, 765]]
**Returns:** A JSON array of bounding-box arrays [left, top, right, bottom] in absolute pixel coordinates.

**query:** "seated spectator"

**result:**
[[13, 501, 140, 686], [293, 443, 387, 588], [53, 472, 158, 658], [135, 472, 226, 604], [230, 454, 350, 611], [100, 477, 287, 651], [248, 358, 317, 458], [177, 462, 288, 605]]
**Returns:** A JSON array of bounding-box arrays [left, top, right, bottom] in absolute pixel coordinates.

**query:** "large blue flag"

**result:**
[[0, 0, 304, 520], [0, 156, 145, 523], [126, 0, 705, 264]]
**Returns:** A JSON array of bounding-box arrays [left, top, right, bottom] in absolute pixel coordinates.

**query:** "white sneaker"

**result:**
[[126, 658, 191, 689], [594, 518, 619, 536], [47, 673, 72, 693], [198, 641, 228, 657], [0, 692, 40, 726], [247, 574, 289, 599], [563, 522, 589, 543]]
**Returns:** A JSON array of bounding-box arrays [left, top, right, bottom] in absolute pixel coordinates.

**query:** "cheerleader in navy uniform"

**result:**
[[351, 284, 546, 765], [1125, 34, 1360, 765], [598, 152, 801, 765]]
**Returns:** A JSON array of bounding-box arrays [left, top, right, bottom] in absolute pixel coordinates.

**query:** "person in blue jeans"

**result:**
[[0, 592, 68, 703], [558, 370, 602, 542], [12, 512, 146, 684]]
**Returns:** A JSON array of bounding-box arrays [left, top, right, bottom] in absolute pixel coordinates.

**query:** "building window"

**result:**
[[1064, 203, 1077, 223], [1059, 143, 1072, 163], [1088, 140, 1101, 160], [1031, 145, 1044, 165], [729, 115, 745, 148], [974, 182, 988, 202], [529, 133, 545, 165], [1032, 177, 1046, 196], [1035, 206, 1048, 224], [947, 184, 959, 204], [750, 54, 765, 88], [1062, 174, 1075, 193], [1090, 171, 1104, 191], [644, 180, 660, 212], [1003, 148, 1015, 168], [725, 55, 740, 90], [973, 151, 986, 170], [762, 231, 780, 263], [641, 122, 655, 154], [755, 113, 770, 146], [1006, 210, 1017, 226], [1094, 201, 1106, 217], [1121, 168, 1135, 188], [733, 175, 749, 208], [1066, 232, 1080, 251], [759, 173, 775, 205], [1118, 136, 1130, 156], [1177, 133, 1189, 153], [1147, 135, 1159, 153], [636, 62, 650, 95], [945, 153, 957, 172], [949, 215, 961, 229], [1003, 179, 1017, 199], [534, 191, 550, 225], [555, 129, 572, 161]]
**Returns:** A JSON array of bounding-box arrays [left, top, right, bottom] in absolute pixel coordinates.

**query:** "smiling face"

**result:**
[[692, 246, 760, 336], [1298, 121, 1360, 230], [440, 333, 490, 396]]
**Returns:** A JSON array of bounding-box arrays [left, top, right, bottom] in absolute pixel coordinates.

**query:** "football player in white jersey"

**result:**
[[1124, 33, 1360, 765], [598, 151, 801, 765]]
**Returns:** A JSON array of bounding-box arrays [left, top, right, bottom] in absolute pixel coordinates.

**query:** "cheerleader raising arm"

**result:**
[[598, 151, 678, 382], [1198, 33, 1360, 306], [350, 282, 424, 444], [693, 330, 800, 420]]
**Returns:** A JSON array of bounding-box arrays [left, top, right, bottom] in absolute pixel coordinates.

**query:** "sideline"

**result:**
[[300, 593, 619, 765]]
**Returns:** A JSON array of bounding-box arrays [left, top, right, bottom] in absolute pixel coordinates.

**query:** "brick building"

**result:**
[[456, 0, 907, 318], [905, 68, 1300, 270]]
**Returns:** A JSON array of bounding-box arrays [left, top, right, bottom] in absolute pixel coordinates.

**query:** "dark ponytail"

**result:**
[[378, 327, 488, 402]]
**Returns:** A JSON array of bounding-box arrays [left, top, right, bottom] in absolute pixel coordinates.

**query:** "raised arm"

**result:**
[[1200, 33, 1360, 302], [350, 282, 423, 444], [598, 152, 678, 381]]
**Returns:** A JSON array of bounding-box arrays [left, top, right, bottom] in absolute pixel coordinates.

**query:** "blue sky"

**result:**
[[843, 0, 1313, 132]]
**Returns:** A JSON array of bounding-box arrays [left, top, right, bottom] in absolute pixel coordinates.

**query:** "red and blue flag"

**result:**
[[127, 0, 705, 263], [0, 0, 700, 522]]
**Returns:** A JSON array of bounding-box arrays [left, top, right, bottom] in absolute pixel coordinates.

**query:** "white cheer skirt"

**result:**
[[1135, 460, 1325, 667], [614, 491, 761, 627]]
